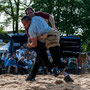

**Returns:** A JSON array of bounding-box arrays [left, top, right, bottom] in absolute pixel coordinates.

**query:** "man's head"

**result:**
[[26, 55, 30, 60], [20, 56, 25, 61], [21, 16, 31, 30], [8, 53, 11, 58], [11, 56, 14, 60], [16, 50, 19, 54], [25, 7, 35, 18]]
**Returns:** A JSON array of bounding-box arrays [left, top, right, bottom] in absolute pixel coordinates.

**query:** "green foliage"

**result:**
[[18, 30, 26, 33], [0, 0, 32, 33], [31, 0, 85, 35], [31, 0, 90, 52], [0, 26, 6, 34], [0, 0, 90, 52]]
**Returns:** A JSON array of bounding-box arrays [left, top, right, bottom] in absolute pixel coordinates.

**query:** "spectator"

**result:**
[[24, 49, 29, 57], [13, 52, 18, 62], [18, 56, 28, 74], [69, 58, 77, 74], [22, 44, 27, 51], [4, 53, 11, 67], [1, 53, 7, 61], [5, 56, 18, 74], [31, 50, 37, 59], [63, 58, 68, 68], [0, 54, 2, 74], [76, 58, 82, 69], [16, 50, 21, 60], [19, 46, 24, 57], [0, 54, 2, 66], [25, 56, 32, 72]]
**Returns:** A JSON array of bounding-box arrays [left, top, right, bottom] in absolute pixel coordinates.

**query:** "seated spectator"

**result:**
[[4, 50, 9, 55], [0, 54, 2, 74], [76, 58, 82, 69], [18, 56, 28, 74], [19, 46, 24, 57], [16, 50, 21, 60], [22, 44, 27, 51], [4, 53, 11, 67], [1, 51, 8, 60], [76, 58, 82, 74], [13, 52, 18, 62], [24, 49, 29, 57], [24, 56, 32, 72], [31, 50, 37, 58], [5, 56, 18, 74], [63, 58, 68, 68], [1, 53, 7, 61], [21, 53, 25, 58], [69, 58, 77, 74], [0, 53, 8, 74], [28, 50, 37, 59], [0, 54, 2, 65]]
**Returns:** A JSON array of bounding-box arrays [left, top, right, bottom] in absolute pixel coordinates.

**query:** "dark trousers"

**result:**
[[30, 55, 43, 79], [49, 46, 66, 69], [29, 41, 53, 79]]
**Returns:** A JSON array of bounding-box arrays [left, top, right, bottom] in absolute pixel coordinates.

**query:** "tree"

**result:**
[[79, 0, 90, 51], [0, 0, 32, 33], [0, 25, 6, 34], [31, 0, 90, 51], [0, 0, 90, 51]]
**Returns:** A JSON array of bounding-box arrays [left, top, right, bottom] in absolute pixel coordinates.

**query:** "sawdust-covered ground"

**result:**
[[0, 73, 90, 90]]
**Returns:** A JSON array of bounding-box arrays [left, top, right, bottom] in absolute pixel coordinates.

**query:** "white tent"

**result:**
[[0, 42, 10, 53]]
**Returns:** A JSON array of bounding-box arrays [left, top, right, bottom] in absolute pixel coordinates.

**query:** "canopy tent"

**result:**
[[0, 42, 10, 53], [0, 33, 11, 43]]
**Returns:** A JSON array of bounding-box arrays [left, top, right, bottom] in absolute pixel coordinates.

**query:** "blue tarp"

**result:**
[[60, 35, 80, 40]]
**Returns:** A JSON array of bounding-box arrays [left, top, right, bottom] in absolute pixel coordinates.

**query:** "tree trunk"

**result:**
[[13, 19, 15, 33], [15, 0, 20, 33]]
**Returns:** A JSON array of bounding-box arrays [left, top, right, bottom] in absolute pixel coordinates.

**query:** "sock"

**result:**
[[64, 72, 69, 77], [51, 68, 53, 72]]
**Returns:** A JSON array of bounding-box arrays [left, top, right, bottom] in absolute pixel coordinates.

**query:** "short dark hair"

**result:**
[[25, 7, 34, 14], [21, 16, 31, 21]]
